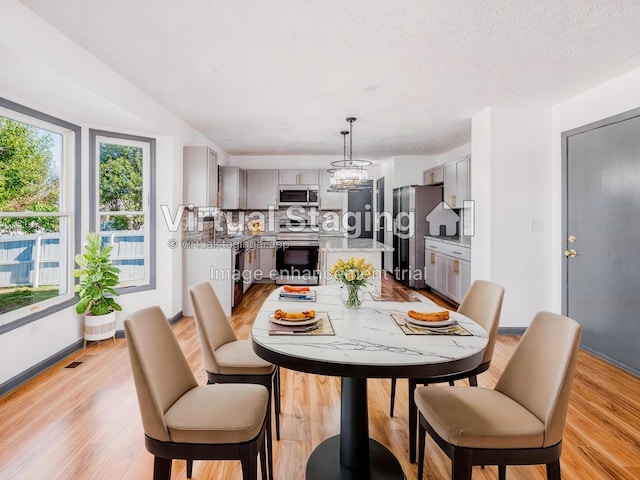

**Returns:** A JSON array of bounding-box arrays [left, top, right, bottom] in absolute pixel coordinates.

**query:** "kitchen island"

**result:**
[[318, 238, 393, 293]]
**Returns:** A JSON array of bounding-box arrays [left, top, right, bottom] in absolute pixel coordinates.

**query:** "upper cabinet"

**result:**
[[279, 169, 319, 185], [220, 166, 245, 210], [443, 156, 470, 208], [246, 169, 279, 209], [183, 147, 218, 206], [423, 165, 444, 185], [318, 169, 344, 210]]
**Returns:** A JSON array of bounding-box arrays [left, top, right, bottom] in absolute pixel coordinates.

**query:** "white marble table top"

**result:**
[[318, 238, 394, 252], [252, 285, 487, 378]]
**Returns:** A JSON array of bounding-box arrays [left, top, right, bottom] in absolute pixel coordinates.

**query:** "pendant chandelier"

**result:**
[[328, 117, 372, 191]]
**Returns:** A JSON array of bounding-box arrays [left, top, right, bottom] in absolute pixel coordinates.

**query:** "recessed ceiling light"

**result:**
[[197, 65, 217, 74], [363, 85, 378, 92]]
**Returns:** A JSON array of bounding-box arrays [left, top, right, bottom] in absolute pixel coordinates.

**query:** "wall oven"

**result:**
[[276, 220, 319, 285], [279, 185, 319, 207]]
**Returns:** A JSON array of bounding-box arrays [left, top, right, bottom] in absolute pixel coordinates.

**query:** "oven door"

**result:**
[[275, 242, 319, 285]]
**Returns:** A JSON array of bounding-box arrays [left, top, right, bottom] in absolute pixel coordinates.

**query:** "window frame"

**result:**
[[0, 97, 81, 335], [89, 129, 156, 294]]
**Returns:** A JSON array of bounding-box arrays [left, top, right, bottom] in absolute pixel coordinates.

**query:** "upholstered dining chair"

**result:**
[[189, 281, 281, 474], [415, 311, 582, 480], [390, 280, 505, 463], [124, 306, 270, 480]]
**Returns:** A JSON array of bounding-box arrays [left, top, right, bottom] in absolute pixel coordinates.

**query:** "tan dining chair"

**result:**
[[124, 306, 270, 480], [390, 280, 505, 463], [415, 311, 582, 480], [189, 282, 280, 475]]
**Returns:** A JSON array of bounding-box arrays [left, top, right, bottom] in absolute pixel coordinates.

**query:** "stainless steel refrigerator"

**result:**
[[393, 185, 444, 288]]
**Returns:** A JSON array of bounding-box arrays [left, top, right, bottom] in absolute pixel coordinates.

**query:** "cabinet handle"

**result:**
[[430, 252, 435, 264], [452, 251, 461, 255], [454, 259, 459, 274], [429, 171, 433, 183], [217, 191, 221, 207], [451, 195, 457, 208]]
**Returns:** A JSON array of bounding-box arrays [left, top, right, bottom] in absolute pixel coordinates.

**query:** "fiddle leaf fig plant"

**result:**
[[74, 232, 122, 316]]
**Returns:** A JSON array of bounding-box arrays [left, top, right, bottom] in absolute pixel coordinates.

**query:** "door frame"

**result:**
[[561, 106, 640, 316]]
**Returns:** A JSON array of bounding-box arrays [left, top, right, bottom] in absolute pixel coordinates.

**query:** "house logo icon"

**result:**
[[425, 201, 459, 236]]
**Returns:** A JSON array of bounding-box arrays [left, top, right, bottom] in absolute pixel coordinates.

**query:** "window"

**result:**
[[0, 98, 80, 329], [89, 130, 155, 291]]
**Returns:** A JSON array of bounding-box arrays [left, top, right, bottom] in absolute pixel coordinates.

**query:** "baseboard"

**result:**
[[1, 311, 185, 398], [0, 339, 84, 398], [580, 344, 640, 378], [498, 327, 526, 335]]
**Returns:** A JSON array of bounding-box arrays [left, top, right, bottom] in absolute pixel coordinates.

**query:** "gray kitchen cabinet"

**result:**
[[443, 156, 470, 208], [220, 166, 245, 209], [183, 147, 218, 206], [425, 237, 470, 304], [246, 169, 279, 209], [243, 244, 257, 293], [319, 169, 344, 210], [279, 169, 319, 185], [423, 165, 444, 185], [257, 235, 276, 282]]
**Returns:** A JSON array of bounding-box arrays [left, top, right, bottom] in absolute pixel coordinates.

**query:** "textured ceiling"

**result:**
[[18, 0, 640, 159]]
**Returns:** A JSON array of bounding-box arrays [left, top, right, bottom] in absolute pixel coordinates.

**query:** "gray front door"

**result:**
[[563, 109, 640, 375]]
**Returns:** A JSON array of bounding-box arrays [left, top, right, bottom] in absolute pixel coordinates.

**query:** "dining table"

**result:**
[[251, 285, 488, 479]]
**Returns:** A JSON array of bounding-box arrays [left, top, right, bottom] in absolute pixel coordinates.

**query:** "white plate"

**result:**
[[404, 315, 457, 328], [269, 314, 318, 327]]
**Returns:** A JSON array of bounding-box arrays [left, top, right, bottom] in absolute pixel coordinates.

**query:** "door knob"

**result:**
[[564, 249, 577, 258]]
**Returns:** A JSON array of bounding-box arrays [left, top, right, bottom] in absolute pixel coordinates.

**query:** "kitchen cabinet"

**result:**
[[424, 237, 470, 304], [443, 156, 470, 208], [220, 166, 246, 210], [246, 170, 278, 209], [279, 169, 319, 185], [423, 165, 444, 186], [243, 244, 257, 292], [318, 169, 344, 210], [183, 147, 218, 206], [257, 235, 276, 282]]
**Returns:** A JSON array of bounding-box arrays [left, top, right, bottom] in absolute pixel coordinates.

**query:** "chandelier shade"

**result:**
[[327, 117, 371, 191]]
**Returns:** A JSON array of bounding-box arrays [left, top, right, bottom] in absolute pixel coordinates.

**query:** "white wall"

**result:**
[[0, 1, 226, 386], [390, 155, 438, 187], [550, 66, 640, 311], [472, 106, 554, 327]]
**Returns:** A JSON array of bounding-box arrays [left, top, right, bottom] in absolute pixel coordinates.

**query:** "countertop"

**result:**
[[319, 238, 394, 252], [425, 235, 472, 248]]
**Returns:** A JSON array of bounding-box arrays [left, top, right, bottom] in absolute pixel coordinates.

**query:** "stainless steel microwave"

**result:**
[[279, 185, 319, 207]]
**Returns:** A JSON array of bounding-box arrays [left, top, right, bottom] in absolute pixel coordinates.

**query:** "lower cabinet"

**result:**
[[257, 236, 276, 282], [425, 238, 470, 304]]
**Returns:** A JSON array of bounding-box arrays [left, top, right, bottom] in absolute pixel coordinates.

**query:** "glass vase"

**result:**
[[341, 284, 364, 309]]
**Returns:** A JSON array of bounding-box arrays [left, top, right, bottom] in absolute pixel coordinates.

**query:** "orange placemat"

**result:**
[[390, 314, 472, 336], [269, 312, 334, 336]]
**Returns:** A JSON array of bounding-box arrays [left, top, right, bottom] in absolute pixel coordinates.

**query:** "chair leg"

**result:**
[[499, 464, 506, 480], [260, 435, 268, 480], [273, 368, 281, 440], [266, 409, 274, 480], [546, 459, 561, 480], [449, 380, 455, 386], [451, 448, 473, 480], [186, 459, 193, 478], [240, 445, 259, 480], [389, 377, 397, 416], [468, 375, 478, 387], [417, 415, 426, 480], [153, 456, 172, 480], [408, 378, 418, 463]]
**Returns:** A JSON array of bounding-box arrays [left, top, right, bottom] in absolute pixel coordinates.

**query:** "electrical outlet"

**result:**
[[529, 219, 544, 232], [28, 322, 42, 335]]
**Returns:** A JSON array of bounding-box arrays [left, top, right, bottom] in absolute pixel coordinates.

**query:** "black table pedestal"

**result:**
[[305, 377, 406, 479]]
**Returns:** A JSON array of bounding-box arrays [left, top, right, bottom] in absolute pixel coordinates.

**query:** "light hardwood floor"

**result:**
[[1, 279, 639, 480]]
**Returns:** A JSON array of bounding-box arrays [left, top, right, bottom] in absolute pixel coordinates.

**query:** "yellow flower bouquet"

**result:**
[[329, 257, 374, 308]]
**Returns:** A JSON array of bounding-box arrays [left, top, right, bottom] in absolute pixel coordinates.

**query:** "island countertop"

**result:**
[[318, 238, 394, 252]]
